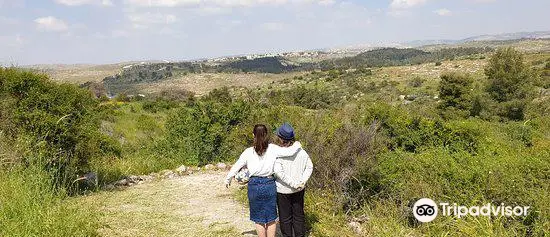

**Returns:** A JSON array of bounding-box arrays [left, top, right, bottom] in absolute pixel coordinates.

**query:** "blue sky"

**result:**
[[0, 0, 548, 65]]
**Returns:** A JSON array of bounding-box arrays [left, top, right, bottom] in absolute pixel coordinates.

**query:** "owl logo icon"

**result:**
[[413, 198, 438, 222]]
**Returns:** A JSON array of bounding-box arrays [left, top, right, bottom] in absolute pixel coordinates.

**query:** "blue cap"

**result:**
[[276, 122, 295, 140]]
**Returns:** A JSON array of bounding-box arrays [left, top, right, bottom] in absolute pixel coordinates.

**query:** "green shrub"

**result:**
[[163, 98, 250, 165], [361, 104, 480, 153], [484, 48, 536, 121], [142, 99, 179, 113], [265, 85, 342, 109], [408, 76, 425, 88], [437, 72, 474, 118], [0, 68, 118, 190], [114, 92, 130, 102]]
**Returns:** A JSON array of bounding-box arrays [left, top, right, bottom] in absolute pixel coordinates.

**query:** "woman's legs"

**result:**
[[266, 221, 277, 237], [255, 223, 267, 237]]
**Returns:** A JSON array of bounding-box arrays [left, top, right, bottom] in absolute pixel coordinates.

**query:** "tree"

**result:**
[[485, 48, 533, 102], [484, 48, 535, 120], [438, 72, 474, 118]]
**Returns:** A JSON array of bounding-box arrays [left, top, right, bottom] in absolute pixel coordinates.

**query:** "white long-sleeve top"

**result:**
[[225, 142, 302, 185], [274, 149, 313, 194]]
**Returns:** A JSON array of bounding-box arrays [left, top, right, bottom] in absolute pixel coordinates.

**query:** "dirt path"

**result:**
[[80, 171, 259, 237]]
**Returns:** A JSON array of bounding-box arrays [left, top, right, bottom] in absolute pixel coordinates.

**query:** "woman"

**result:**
[[225, 124, 302, 237]]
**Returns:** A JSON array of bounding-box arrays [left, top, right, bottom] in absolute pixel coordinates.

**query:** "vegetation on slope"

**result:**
[[322, 47, 493, 69], [2, 46, 550, 236], [0, 68, 112, 236]]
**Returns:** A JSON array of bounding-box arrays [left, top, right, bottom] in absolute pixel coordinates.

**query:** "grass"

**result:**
[[23, 63, 128, 84], [233, 186, 357, 236], [0, 166, 99, 237], [91, 101, 179, 184]]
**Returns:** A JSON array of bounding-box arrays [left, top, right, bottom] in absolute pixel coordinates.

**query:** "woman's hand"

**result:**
[[224, 179, 231, 188]]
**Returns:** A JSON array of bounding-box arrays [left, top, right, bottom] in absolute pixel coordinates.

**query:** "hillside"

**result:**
[[419, 38, 550, 53], [3, 43, 550, 236], [404, 31, 550, 47]]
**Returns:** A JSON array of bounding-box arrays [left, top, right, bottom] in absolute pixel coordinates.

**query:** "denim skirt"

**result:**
[[247, 176, 278, 224]]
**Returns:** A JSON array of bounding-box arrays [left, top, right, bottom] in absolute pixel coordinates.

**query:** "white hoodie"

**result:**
[[225, 142, 302, 185], [274, 148, 313, 194]]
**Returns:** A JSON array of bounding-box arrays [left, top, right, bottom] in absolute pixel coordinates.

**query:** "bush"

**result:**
[[0, 68, 117, 190], [437, 72, 474, 118], [485, 48, 534, 103], [264, 85, 342, 109], [142, 99, 179, 113], [163, 98, 250, 165], [114, 92, 130, 102], [408, 76, 425, 88]]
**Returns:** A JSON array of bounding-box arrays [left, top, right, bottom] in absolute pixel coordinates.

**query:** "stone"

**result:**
[[348, 221, 362, 235], [103, 184, 115, 191], [141, 175, 154, 182], [204, 164, 215, 170], [163, 170, 176, 179], [127, 175, 140, 184], [405, 94, 417, 101], [114, 179, 129, 186], [175, 165, 187, 174], [216, 163, 227, 170]]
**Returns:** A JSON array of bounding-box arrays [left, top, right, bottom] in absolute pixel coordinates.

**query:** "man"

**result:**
[[273, 123, 314, 237]]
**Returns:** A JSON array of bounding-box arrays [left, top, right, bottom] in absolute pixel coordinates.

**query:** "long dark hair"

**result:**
[[253, 124, 269, 156]]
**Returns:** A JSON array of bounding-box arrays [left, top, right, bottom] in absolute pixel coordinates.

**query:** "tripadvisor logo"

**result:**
[[413, 198, 530, 223], [413, 198, 438, 222]]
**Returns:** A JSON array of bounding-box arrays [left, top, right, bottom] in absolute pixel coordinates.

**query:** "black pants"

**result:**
[[277, 190, 305, 237]]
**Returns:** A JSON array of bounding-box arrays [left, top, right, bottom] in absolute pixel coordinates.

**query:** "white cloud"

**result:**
[[34, 16, 69, 32], [389, 0, 427, 9], [434, 8, 452, 16], [55, 0, 113, 6]]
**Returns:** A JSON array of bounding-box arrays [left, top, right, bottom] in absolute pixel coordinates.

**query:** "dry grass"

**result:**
[[24, 63, 130, 84], [377, 59, 487, 82], [137, 72, 306, 96]]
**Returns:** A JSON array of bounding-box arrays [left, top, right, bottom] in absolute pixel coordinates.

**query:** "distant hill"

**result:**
[[403, 31, 550, 48], [222, 56, 296, 73], [101, 57, 300, 95], [419, 38, 550, 53], [320, 47, 493, 69]]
